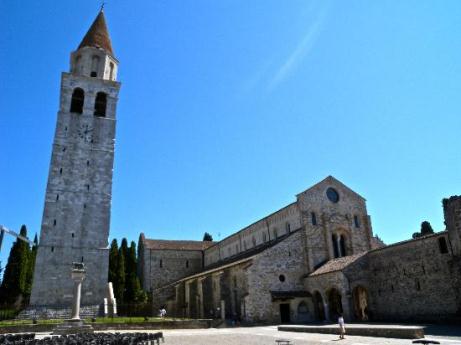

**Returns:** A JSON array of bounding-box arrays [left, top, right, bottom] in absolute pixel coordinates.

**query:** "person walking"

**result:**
[[338, 313, 346, 339]]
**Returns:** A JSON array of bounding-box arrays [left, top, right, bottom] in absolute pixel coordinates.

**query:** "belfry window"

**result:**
[[311, 212, 317, 226], [94, 92, 107, 117], [91, 55, 100, 77], [109, 62, 115, 80], [70, 88, 84, 114]]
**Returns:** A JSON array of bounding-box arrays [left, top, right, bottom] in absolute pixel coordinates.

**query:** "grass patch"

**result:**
[[0, 317, 187, 327]]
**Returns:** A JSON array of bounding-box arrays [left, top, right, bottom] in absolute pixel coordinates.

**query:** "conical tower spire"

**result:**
[[78, 10, 114, 56]]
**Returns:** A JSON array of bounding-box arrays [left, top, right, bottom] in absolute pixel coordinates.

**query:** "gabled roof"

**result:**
[[309, 252, 366, 277], [78, 10, 114, 56], [143, 239, 215, 251], [296, 175, 366, 201]]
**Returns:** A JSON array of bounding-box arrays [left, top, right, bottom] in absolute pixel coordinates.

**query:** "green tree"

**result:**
[[420, 221, 434, 236], [0, 225, 31, 306], [124, 242, 138, 302], [115, 248, 126, 302], [24, 234, 38, 299], [108, 239, 119, 287], [203, 232, 213, 241]]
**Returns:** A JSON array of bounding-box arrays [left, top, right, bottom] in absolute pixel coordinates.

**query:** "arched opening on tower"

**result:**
[[91, 55, 100, 77], [94, 92, 107, 117], [70, 88, 84, 114]]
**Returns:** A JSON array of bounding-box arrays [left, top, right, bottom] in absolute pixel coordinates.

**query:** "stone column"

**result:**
[[220, 299, 225, 320], [197, 277, 205, 318], [185, 281, 191, 318], [323, 301, 330, 322], [70, 267, 86, 320]]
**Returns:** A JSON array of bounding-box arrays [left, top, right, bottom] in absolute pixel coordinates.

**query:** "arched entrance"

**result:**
[[327, 288, 343, 320], [313, 291, 325, 321], [352, 286, 369, 321]]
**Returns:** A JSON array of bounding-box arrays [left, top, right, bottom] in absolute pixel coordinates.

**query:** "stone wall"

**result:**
[[245, 230, 309, 323], [204, 203, 301, 267], [364, 232, 459, 321]]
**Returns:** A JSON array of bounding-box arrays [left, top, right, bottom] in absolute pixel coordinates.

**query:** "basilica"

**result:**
[[139, 176, 461, 323]]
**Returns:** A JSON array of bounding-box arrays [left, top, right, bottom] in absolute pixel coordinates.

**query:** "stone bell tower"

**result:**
[[30, 10, 121, 313]]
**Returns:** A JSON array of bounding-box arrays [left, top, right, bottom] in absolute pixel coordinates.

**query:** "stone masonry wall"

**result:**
[[245, 230, 307, 323], [365, 232, 459, 321]]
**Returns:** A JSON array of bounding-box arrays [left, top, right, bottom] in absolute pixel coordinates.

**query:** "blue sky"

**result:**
[[1, 0, 460, 269]]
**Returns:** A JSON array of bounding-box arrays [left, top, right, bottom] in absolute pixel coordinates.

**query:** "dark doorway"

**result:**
[[280, 303, 290, 323], [313, 291, 325, 321], [328, 288, 343, 320]]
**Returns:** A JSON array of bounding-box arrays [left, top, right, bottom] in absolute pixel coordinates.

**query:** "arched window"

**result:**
[[91, 55, 100, 77], [185, 260, 189, 268], [340, 235, 346, 257], [94, 92, 107, 117], [273, 228, 278, 239], [109, 62, 115, 80], [285, 222, 291, 233], [70, 88, 84, 113], [332, 234, 339, 258]]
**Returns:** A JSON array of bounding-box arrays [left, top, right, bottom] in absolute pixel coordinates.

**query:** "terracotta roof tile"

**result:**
[[78, 10, 114, 56], [309, 252, 366, 277], [143, 239, 215, 251]]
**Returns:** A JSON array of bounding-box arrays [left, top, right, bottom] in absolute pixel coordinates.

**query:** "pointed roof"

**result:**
[[78, 10, 114, 56]]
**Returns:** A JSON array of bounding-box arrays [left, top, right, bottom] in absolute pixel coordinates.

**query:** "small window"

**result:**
[[263, 232, 267, 242], [70, 88, 84, 114], [94, 92, 107, 117], [53, 219, 57, 226], [59, 168, 62, 175], [391, 285, 394, 292], [279, 274, 286, 282], [51, 246, 54, 252], [186, 260, 189, 268], [81, 256, 84, 262], [56, 194, 59, 201], [86, 184, 90, 191], [273, 228, 278, 239], [159, 259, 163, 268], [71, 233, 74, 238], [83, 204, 86, 209], [87, 160, 90, 166], [415, 279, 421, 291], [62, 147, 66, 152], [252, 236, 256, 246], [438, 237, 449, 254], [354, 215, 360, 228], [311, 212, 317, 226], [109, 62, 115, 80], [286, 222, 291, 233]]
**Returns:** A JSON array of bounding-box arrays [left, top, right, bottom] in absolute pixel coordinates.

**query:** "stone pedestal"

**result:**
[[53, 263, 94, 335]]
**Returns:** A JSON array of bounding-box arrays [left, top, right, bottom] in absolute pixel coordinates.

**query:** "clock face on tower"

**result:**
[[75, 124, 93, 142]]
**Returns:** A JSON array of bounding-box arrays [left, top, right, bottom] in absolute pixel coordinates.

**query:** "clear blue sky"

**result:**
[[1, 0, 460, 269]]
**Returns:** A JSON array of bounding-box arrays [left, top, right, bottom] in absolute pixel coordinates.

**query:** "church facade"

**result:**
[[140, 176, 461, 323]]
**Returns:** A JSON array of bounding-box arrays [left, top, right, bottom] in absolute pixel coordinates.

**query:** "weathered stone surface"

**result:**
[[30, 21, 120, 310]]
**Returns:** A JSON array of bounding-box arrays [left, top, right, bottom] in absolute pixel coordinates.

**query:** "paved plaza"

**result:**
[[32, 325, 461, 345], [158, 326, 461, 345]]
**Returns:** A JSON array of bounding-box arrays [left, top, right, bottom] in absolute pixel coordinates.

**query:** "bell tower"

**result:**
[[30, 10, 121, 312]]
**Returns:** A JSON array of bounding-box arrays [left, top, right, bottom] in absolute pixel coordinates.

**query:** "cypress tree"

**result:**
[[108, 239, 119, 287], [125, 241, 140, 302], [203, 232, 213, 241], [420, 221, 435, 236], [24, 234, 38, 299], [0, 225, 31, 306], [116, 245, 126, 302]]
